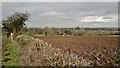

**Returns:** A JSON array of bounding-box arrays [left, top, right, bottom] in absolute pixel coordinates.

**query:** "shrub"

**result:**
[[16, 35, 33, 47]]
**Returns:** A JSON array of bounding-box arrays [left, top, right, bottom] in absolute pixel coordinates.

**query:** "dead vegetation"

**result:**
[[16, 35, 92, 66], [11, 35, 119, 66], [34, 36, 119, 66]]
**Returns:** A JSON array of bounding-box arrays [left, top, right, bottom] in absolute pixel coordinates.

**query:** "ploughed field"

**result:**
[[34, 36, 119, 66]]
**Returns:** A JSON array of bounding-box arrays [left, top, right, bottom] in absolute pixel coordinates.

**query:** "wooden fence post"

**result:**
[[10, 33, 13, 43]]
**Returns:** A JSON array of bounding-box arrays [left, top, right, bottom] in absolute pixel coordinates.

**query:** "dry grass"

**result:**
[[16, 35, 119, 66], [34, 36, 119, 66], [16, 35, 92, 66]]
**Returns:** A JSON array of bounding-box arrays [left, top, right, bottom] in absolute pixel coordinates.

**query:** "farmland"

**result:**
[[2, 34, 119, 66], [34, 36, 119, 66], [2, 26, 120, 66]]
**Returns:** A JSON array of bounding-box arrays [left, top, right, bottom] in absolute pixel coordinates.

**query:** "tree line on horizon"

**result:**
[[21, 26, 119, 36], [1, 12, 119, 37]]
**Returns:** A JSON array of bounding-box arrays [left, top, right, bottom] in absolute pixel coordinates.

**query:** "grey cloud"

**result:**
[[102, 17, 111, 19]]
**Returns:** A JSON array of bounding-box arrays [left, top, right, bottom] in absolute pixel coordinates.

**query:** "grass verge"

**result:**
[[2, 37, 20, 67]]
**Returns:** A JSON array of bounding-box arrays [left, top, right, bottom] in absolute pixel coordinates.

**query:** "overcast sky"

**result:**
[[2, 2, 118, 28], [1, 0, 119, 2]]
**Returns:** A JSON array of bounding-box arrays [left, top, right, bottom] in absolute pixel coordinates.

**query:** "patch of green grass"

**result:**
[[2, 37, 20, 66]]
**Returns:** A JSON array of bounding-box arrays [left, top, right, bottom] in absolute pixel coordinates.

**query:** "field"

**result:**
[[2, 35, 119, 66], [34, 36, 119, 66]]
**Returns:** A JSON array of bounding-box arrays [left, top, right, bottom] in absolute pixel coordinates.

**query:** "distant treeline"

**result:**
[[21, 27, 120, 36]]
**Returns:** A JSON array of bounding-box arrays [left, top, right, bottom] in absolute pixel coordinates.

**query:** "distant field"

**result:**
[[0, 34, 2, 45], [105, 35, 120, 37], [0, 34, 2, 39], [34, 36, 119, 65]]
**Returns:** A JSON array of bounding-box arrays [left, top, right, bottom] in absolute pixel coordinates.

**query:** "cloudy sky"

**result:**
[[2, 2, 118, 28], [1, 0, 119, 2]]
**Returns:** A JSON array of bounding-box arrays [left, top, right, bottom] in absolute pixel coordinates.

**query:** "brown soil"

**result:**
[[34, 36, 119, 66]]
